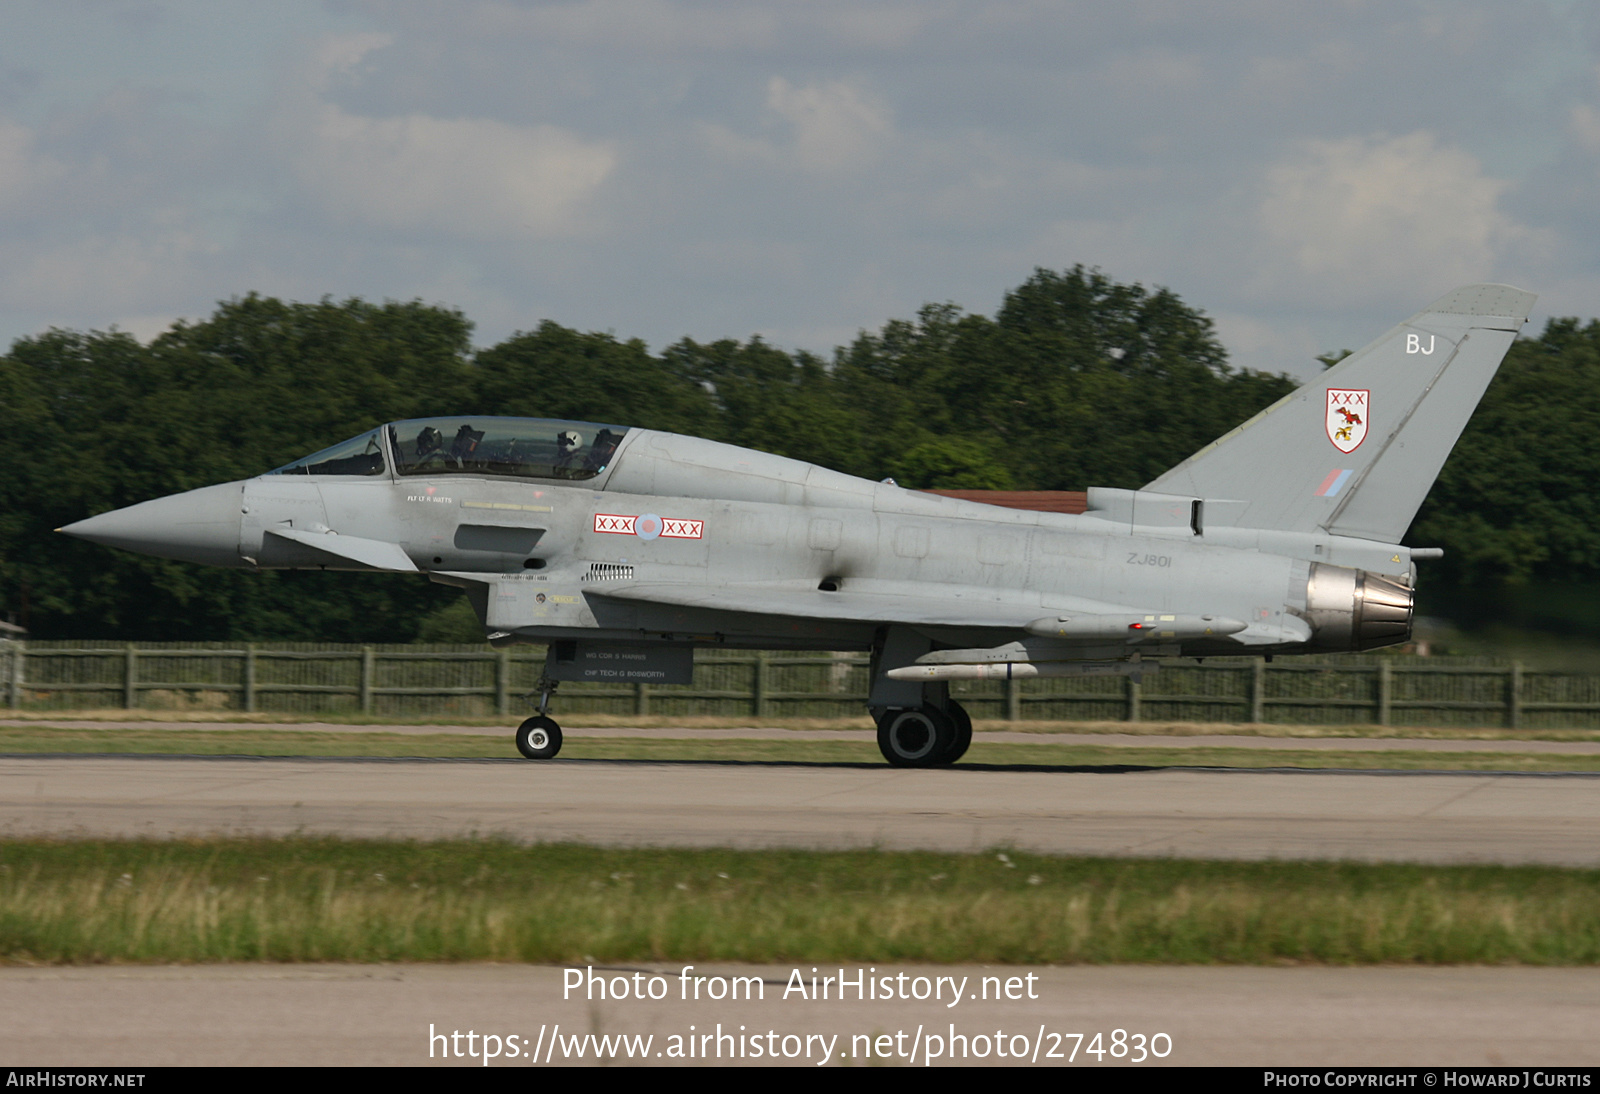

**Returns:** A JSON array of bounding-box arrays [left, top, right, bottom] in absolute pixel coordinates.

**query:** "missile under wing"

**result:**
[[60, 284, 1536, 766]]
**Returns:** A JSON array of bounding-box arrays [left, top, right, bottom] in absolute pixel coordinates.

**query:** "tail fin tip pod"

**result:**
[[1144, 284, 1536, 542]]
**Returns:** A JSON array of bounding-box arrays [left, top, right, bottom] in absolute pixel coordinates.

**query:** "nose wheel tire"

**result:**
[[515, 716, 563, 760], [877, 706, 955, 767]]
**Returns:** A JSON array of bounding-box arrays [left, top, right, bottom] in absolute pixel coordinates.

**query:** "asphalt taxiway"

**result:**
[[3, 753, 1598, 865]]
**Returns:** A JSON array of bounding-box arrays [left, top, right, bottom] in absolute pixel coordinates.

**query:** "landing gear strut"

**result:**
[[515, 673, 564, 760]]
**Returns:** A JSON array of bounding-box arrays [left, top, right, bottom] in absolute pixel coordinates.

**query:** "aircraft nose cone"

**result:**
[[59, 481, 246, 567]]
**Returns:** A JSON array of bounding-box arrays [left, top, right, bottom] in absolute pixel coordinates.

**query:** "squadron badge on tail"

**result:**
[[1326, 389, 1369, 453]]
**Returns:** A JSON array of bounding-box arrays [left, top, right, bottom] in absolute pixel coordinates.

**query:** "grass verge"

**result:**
[[3, 726, 1600, 772], [2, 839, 1599, 966]]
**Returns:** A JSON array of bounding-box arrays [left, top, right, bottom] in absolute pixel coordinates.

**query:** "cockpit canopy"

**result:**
[[268, 429, 386, 476], [268, 417, 630, 482]]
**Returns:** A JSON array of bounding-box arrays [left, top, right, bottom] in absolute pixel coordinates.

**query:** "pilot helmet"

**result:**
[[416, 426, 442, 455], [557, 430, 583, 450]]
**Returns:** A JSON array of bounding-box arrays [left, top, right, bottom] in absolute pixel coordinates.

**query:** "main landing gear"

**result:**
[[868, 626, 975, 768], [515, 673, 564, 760], [875, 699, 972, 768]]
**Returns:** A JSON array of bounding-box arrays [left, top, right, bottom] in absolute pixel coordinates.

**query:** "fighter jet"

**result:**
[[60, 284, 1534, 766]]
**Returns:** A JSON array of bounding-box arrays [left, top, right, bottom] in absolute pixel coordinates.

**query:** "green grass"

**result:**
[[3, 839, 1600, 966], [3, 725, 1600, 771]]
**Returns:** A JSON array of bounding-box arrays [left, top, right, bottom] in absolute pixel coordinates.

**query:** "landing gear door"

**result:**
[[544, 641, 695, 686]]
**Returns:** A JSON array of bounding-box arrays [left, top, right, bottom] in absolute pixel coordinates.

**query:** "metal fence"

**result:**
[[4, 639, 1599, 728]]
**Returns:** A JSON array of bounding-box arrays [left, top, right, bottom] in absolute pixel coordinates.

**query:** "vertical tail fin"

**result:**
[[1145, 284, 1535, 541]]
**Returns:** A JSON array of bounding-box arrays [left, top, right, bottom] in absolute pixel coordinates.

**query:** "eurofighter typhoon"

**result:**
[[61, 285, 1534, 766]]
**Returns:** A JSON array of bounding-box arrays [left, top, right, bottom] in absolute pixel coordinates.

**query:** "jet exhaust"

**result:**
[[1302, 563, 1414, 652]]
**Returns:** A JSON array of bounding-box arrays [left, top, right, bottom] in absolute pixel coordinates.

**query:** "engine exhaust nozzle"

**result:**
[[1303, 563, 1413, 651]]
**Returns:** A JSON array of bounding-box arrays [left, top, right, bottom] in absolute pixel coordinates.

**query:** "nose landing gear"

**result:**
[[515, 674, 564, 760]]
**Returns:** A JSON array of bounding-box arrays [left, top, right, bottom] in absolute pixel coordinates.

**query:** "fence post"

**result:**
[[1250, 658, 1266, 723], [636, 681, 650, 716], [1126, 673, 1141, 723], [1508, 661, 1523, 730], [1376, 660, 1392, 727], [123, 644, 137, 709], [242, 644, 256, 713], [6, 642, 20, 710], [752, 650, 768, 718], [360, 647, 374, 715], [1005, 674, 1021, 722], [496, 647, 510, 716]]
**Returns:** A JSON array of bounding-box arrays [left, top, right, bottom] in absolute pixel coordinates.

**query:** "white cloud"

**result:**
[[1255, 132, 1524, 303], [280, 29, 616, 241], [766, 78, 891, 173], [1571, 102, 1600, 156], [414, 1, 933, 56], [0, 221, 219, 313], [473, 0, 782, 53], [701, 78, 893, 175], [292, 104, 617, 240], [309, 31, 396, 91], [3, 2, 1596, 363], [0, 117, 68, 216]]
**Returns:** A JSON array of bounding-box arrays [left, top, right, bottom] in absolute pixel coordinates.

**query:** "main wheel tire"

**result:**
[[877, 706, 955, 768], [515, 715, 563, 760], [939, 700, 973, 765]]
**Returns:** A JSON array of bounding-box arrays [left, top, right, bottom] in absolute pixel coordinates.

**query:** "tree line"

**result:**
[[0, 267, 1592, 640]]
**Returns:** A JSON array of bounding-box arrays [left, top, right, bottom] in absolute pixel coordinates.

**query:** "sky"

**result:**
[[1, 0, 1597, 380]]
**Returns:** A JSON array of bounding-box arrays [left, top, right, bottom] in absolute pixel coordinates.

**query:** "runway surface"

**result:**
[[10, 718, 1600, 752], [4, 963, 1597, 1066], [4, 754, 1599, 865]]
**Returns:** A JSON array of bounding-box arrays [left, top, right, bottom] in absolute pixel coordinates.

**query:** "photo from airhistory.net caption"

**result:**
[[426, 963, 1163, 1066]]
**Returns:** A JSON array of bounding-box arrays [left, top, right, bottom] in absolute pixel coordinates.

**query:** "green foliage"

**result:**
[[889, 437, 1015, 489], [415, 598, 490, 644], [831, 268, 1296, 489], [1411, 318, 1600, 589], [472, 321, 718, 434], [658, 337, 864, 470]]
